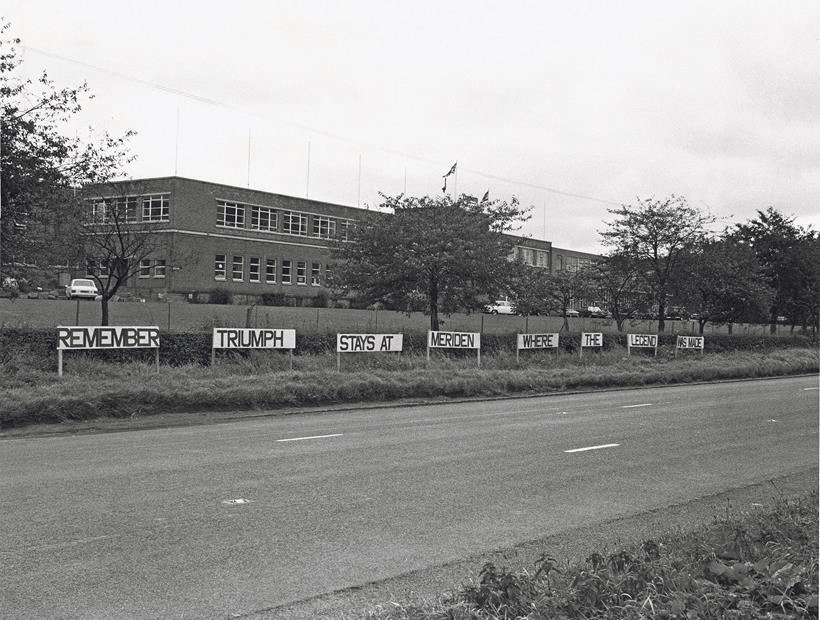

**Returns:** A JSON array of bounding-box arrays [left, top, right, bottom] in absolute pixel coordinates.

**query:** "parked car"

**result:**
[[65, 278, 99, 300], [580, 306, 608, 318], [484, 299, 515, 315], [564, 309, 580, 318]]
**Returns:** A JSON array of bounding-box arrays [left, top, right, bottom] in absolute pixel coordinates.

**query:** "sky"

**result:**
[[5, 0, 820, 253]]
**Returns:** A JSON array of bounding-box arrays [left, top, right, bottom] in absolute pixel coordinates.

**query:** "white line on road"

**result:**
[[621, 403, 653, 408], [276, 433, 343, 442], [564, 443, 620, 453], [803, 387, 818, 391]]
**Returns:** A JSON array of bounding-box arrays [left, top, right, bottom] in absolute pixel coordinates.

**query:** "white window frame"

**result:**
[[281, 259, 292, 285], [142, 195, 169, 222], [214, 254, 227, 281], [281, 211, 308, 236], [249, 257, 260, 282], [312, 216, 336, 238], [139, 259, 151, 278], [217, 201, 245, 229], [232, 255, 244, 281], [310, 262, 321, 286], [251, 206, 277, 232], [296, 261, 307, 285], [265, 258, 277, 284], [154, 259, 166, 279]]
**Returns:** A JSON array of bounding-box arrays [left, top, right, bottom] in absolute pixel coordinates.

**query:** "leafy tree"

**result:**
[[673, 237, 772, 335], [731, 208, 819, 334], [511, 266, 594, 331], [331, 193, 528, 330], [600, 195, 714, 332], [590, 253, 647, 332], [0, 20, 133, 278]]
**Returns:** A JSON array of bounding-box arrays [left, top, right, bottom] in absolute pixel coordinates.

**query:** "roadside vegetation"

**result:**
[[360, 492, 818, 619], [1, 344, 816, 429]]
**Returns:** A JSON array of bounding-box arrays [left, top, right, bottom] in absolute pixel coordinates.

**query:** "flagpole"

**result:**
[[246, 128, 251, 188], [305, 140, 311, 198], [357, 154, 361, 207], [174, 108, 180, 175]]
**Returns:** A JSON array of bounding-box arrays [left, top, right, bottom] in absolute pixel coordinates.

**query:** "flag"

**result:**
[[442, 161, 457, 193], [481, 190, 490, 203]]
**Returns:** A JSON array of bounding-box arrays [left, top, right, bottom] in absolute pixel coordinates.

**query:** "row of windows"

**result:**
[[214, 254, 324, 286], [88, 195, 170, 223], [216, 200, 351, 240], [138, 258, 167, 279], [516, 247, 550, 268]]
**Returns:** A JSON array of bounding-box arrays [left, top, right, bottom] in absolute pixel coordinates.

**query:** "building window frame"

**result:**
[[296, 261, 307, 285], [281, 259, 292, 285], [142, 194, 170, 222], [281, 211, 308, 236], [249, 257, 260, 282], [232, 255, 244, 281], [217, 201, 246, 229], [312, 216, 336, 238], [310, 262, 321, 286], [154, 259, 167, 279], [214, 254, 227, 281], [251, 206, 277, 232], [265, 258, 277, 284], [139, 259, 152, 278]]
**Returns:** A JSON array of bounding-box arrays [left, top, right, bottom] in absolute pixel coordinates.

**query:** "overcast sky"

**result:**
[[6, 0, 820, 252]]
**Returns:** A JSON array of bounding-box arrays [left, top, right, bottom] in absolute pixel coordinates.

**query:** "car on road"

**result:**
[[580, 306, 608, 318], [564, 309, 580, 318], [66, 279, 99, 300], [484, 299, 515, 314]]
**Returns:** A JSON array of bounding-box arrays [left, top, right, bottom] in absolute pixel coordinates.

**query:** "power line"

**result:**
[[23, 45, 624, 207]]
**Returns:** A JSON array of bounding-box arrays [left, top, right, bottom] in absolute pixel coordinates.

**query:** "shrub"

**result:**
[[260, 293, 287, 307], [207, 288, 233, 305]]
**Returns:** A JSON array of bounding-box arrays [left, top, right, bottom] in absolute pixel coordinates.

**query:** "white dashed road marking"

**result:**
[[621, 403, 653, 408], [803, 387, 818, 391], [276, 433, 344, 442], [564, 443, 620, 453]]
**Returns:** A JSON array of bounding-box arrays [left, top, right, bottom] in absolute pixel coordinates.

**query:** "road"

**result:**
[[1, 376, 817, 619]]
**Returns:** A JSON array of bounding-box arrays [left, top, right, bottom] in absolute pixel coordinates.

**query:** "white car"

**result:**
[[66, 278, 99, 300], [484, 300, 515, 314]]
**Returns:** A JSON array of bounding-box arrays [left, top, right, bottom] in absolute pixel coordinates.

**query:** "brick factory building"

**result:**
[[83, 176, 599, 305]]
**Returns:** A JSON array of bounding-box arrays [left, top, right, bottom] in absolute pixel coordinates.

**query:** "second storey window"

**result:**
[[214, 255, 226, 280], [251, 206, 277, 232], [313, 216, 336, 238], [217, 201, 245, 228], [139, 259, 151, 278], [281, 211, 308, 236], [142, 195, 169, 222], [154, 259, 167, 278]]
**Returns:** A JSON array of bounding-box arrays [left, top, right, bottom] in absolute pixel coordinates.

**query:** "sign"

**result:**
[[212, 328, 296, 349], [677, 336, 704, 350], [56, 326, 160, 377], [427, 330, 481, 367], [337, 333, 403, 353], [627, 333, 658, 357], [57, 325, 159, 350], [517, 333, 559, 350], [427, 331, 480, 349], [581, 332, 603, 347]]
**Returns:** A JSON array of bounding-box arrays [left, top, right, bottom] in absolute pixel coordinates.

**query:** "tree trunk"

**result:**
[[616, 317, 624, 332], [769, 308, 778, 335], [698, 319, 706, 335], [428, 277, 439, 331], [657, 301, 666, 333], [100, 297, 110, 326]]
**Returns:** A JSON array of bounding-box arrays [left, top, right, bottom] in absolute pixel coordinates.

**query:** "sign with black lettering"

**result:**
[[627, 334, 658, 348], [427, 331, 480, 349], [57, 326, 160, 350], [517, 333, 559, 350], [337, 333, 403, 353], [212, 328, 296, 349], [676, 336, 704, 350], [581, 332, 603, 348]]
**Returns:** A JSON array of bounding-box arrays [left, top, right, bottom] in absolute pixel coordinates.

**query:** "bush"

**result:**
[[207, 288, 233, 305], [260, 293, 287, 307]]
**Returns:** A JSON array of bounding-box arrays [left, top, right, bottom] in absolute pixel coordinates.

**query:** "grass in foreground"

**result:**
[[362, 492, 819, 619], [0, 348, 817, 428]]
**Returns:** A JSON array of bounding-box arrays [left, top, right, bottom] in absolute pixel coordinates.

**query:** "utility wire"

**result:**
[[24, 45, 624, 207]]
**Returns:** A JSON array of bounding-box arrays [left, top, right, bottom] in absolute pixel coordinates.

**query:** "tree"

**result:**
[[672, 237, 772, 334], [600, 195, 714, 332], [590, 253, 647, 332], [331, 193, 528, 330], [731, 208, 819, 334], [511, 265, 594, 331], [0, 20, 133, 277]]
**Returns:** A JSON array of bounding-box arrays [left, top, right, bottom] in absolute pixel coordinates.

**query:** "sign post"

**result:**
[[675, 335, 704, 357], [516, 332, 559, 364], [580, 332, 603, 359], [212, 328, 297, 368], [427, 331, 481, 367], [627, 333, 658, 357], [336, 333, 403, 371], [56, 325, 161, 376]]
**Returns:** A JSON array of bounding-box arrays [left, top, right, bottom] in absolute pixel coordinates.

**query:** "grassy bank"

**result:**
[[361, 492, 818, 619], [1, 348, 816, 429]]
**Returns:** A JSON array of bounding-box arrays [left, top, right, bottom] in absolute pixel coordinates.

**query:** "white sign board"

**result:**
[[581, 332, 603, 347], [56, 326, 160, 376], [427, 331, 480, 349], [212, 328, 296, 349], [517, 333, 559, 349], [337, 333, 403, 353], [676, 336, 704, 350], [57, 325, 159, 349], [628, 334, 658, 348]]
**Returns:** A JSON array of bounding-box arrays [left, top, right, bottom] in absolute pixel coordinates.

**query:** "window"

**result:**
[[536, 251, 549, 268], [214, 255, 226, 280], [281, 259, 292, 284], [265, 259, 277, 284], [217, 201, 245, 228], [113, 196, 139, 222], [311, 262, 321, 286], [89, 199, 108, 223], [142, 195, 169, 222], [154, 259, 166, 279], [139, 259, 151, 278], [232, 256, 244, 281], [249, 257, 260, 282], [281, 211, 308, 236], [251, 206, 277, 232], [338, 220, 351, 241], [296, 261, 307, 285], [313, 216, 336, 238]]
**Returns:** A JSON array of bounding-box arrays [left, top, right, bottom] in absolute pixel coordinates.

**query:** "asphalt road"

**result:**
[[1, 376, 818, 619]]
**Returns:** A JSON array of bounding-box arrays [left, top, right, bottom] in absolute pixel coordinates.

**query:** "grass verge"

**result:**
[[361, 491, 819, 619], [0, 348, 817, 429]]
